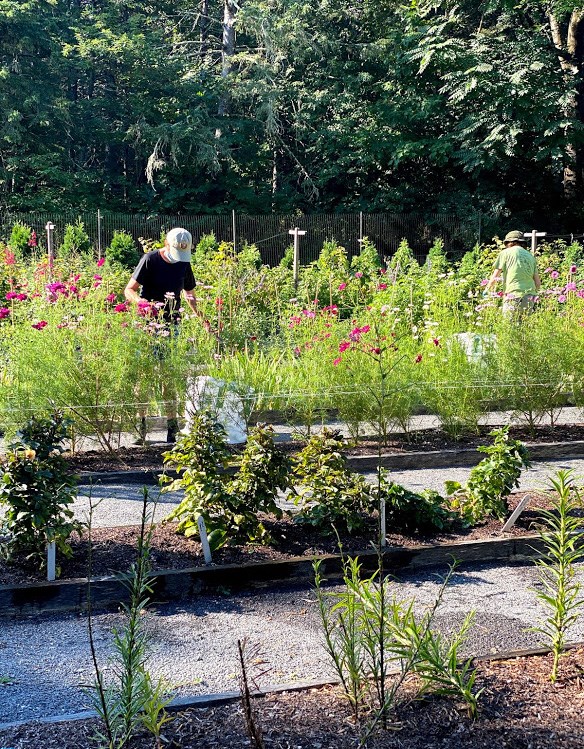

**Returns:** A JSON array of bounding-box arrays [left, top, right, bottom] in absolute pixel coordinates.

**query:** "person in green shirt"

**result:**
[[485, 230, 541, 313]]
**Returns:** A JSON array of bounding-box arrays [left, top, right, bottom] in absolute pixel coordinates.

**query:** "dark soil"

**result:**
[[2, 647, 584, 748], [0, 493, 546, 586], [62, 422, 584, 474]]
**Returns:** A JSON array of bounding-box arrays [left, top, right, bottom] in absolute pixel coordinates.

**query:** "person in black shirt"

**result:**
[[124, 228, 199, 442]]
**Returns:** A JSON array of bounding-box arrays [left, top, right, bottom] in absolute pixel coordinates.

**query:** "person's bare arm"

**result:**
[[124, 278, 141, 303], [534, 271, 541, 291], [183, 288, 199, 315], [485, 268, 501, 292]]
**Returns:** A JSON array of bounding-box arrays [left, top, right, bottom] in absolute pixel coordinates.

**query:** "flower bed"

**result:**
[[1, 646, 583, 748]]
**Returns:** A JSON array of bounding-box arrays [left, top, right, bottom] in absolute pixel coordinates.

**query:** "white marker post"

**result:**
[[47, 541, 56, 582], [289, 227, 306, 290], [524, 230, 546, 254], [45, 221, 55, 277], [197, 516, 213, 565]]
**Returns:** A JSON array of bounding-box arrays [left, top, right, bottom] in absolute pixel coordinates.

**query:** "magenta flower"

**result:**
[[360, 325, 370, 334], [5, 291, 17, 300], [355, 272, 363, 279], [105, 293, 116, 303], [0, 307, 10, 320], [32, 320, 48, 330], [415, 354, 423, 364], [333, 357, 342, 366], [339, 340, 351, 353], [338, 283, 347, 291], [28, 230, 37, 247], [97, 257, 105, 267], [370, 347, 381, 355], [379, 268, 387, 275], [114, 302, 128, 313], [433, 338, 440, 346], [377, 283, 387, 291], [93, 274, 102, 281], [551, 271, 560, 279], [301, 309, 316, 318], [571, 265, 578, 274], [15, 293, 27, 301], [545, 267, 553, 274], [558, 294, 567, 303], [566, 283, 577, 292]]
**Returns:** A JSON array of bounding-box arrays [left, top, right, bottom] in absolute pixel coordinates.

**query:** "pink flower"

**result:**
[[377, 283, 387, 291], [379, 268, 387, 275], [0, 307, 10, 320], [333, 357, 342, 366], [293, 346, 301, 357], [32, 320, 48, 330], [360, 325, 370, 334], [15, 293, 27, 301], [338, 283, 347, 291], [370, 347, 381, 355], [566, 283, 577, 292], [571, 265, 577, 274], [339, 340, 351, 353], [355, 272, 363, 279], [4, 250, 15, 266], [288, 315, 302, 328], [215, 297, 224, 308], [301, 309, 316, 318], [5, 292, 17, 300], [97, 257, 105, 267], [106, 293, 116, 303], [545, 267, 553, 274], [558, 294, 567, 303], [480, 279, 489, 287], [551, 271, 559, 279], [415, 354, 423, 364], [433, 338, 440, 346], [93, 274, 102, 281], [93, 280, 102, 288], [114, 302, 128, 313], [28, 231, 37, 247]]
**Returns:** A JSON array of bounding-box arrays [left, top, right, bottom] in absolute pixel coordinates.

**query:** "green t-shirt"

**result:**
[[494, 245, 537, 296]]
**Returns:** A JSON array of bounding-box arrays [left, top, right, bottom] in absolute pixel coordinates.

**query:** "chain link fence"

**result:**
[[0, 210, 480, 266]]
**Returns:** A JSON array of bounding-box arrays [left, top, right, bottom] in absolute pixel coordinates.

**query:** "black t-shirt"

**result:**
[[132, 250, 196, 320]]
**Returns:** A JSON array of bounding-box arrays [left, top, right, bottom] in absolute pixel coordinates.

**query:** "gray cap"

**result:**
[[165, 228, 192, 263]]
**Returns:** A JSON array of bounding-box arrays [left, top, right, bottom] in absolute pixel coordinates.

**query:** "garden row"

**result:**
[[2, 224, 584, 451]]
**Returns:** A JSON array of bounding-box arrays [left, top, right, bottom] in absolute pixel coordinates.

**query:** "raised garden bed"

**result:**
[[1, 646, 584, 748]]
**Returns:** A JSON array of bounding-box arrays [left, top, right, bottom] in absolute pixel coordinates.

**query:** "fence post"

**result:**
[[232, 209, 236, 253], [524, 229, 546, 253], [289, 227, 306, 290], [97, 209, 102, 259], [359, 211, 363, 246]]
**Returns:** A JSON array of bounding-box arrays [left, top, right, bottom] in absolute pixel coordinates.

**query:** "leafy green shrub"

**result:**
[[0, 412, 80, 570], [8, 221, 33, 259], [293, 428, 374, 533], [60, 219, 92, 259], [106, 230, 140, 269], [350, 236, 381, 279], [376, 470, 452, 533], [445, 426, 530, 525], [162, 414, 291, 550]]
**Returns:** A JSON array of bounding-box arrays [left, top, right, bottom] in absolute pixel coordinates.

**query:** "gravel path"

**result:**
[[2, 561, 584, 725]]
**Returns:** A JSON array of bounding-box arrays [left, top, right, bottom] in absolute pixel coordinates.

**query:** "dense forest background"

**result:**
[[3, 1, 584, 228]]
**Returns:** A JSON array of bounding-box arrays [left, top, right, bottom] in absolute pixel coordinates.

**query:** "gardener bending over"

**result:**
[[485, 230, 541, 314], [124, 227, 199, 443]]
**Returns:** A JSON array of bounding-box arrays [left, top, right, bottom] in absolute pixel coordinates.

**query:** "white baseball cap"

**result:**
[[165, 228, 192, 263]]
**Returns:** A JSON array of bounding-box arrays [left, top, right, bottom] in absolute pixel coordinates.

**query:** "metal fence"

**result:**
[[0, 210, 480, 266]]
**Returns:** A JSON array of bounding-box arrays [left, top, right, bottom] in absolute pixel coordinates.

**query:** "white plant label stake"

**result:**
[[197, 516, 213, 565], [380, 497, 387, 547], [47, 541, 56, 582], [502, 494, 533, 533]]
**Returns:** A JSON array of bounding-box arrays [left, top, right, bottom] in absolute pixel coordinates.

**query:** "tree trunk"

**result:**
[[548, 10, 584, 201], [200, 0, 210, 60], [218, 0, 238, 117]]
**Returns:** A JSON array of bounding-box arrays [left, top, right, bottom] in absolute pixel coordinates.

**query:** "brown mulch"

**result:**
[[0, 493, 548, 586], [62, 422, 584, 474], [2, 648, 584, 748]]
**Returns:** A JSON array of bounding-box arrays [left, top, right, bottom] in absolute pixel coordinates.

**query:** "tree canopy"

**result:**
[[1, 0, 583, 226]]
